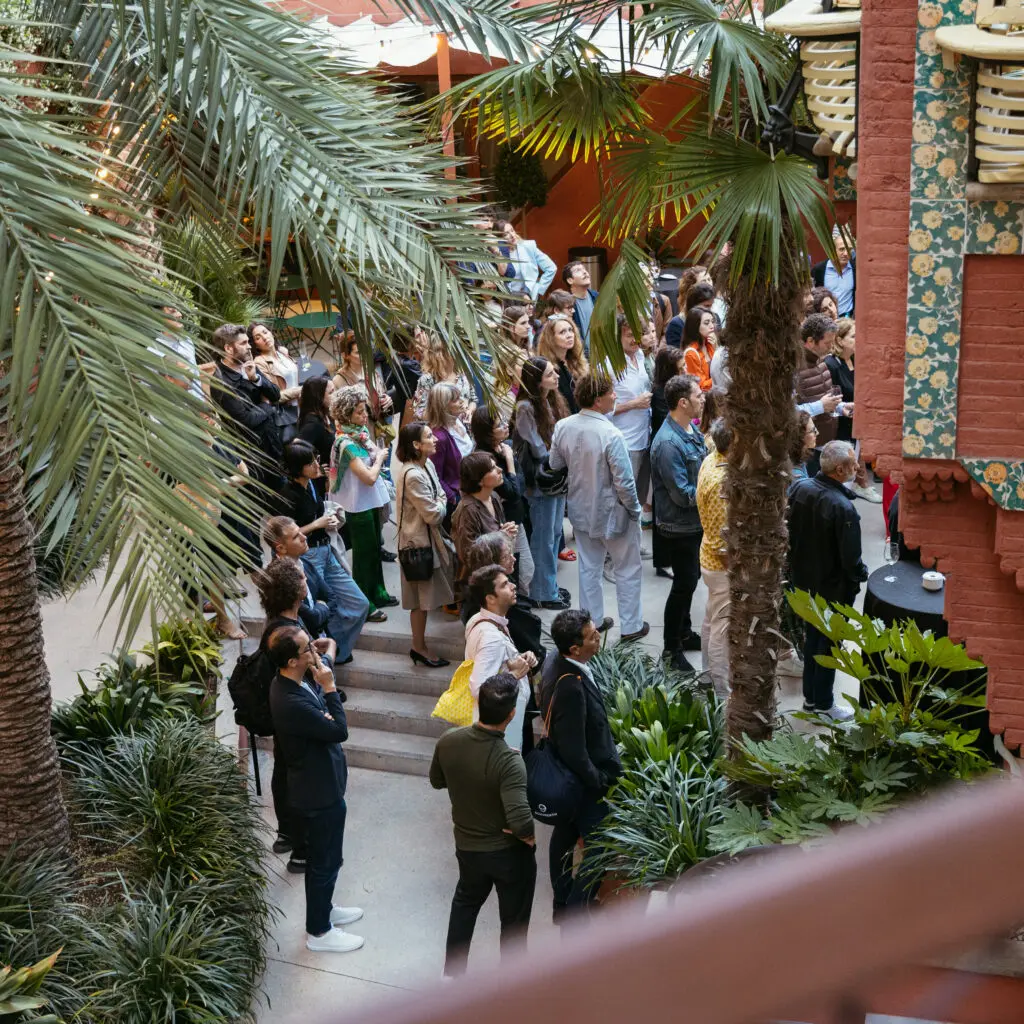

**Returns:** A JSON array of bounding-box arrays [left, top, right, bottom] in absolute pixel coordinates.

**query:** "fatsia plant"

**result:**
[[400, 0, 841, 749], [0, 0, 507, 855]]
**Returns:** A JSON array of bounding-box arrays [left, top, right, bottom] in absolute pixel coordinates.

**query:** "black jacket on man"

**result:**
[[787, 472, 869, 605], [539, 653, 621, 794], [269, 673, 348, 812], [212, 360, 283, 481]]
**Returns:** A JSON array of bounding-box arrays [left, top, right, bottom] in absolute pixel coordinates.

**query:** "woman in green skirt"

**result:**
[[329, 385, 397, 622]]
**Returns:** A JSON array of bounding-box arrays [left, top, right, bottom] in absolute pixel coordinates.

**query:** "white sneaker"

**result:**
[[850, 483, 882, 504], [330, 906, 364, 927], [777, 650, 804, 677], [306, 926, 365, 953], [822, 704, 856, 722], [640, 544, 652, 560]]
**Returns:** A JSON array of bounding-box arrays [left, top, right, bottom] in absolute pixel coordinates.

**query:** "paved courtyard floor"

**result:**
[[41, 501, 892, 1021]]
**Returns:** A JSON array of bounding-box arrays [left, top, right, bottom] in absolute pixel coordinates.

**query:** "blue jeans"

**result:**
[[301, 546, 369, 661], [526, 493, 565, 603], [302, 799, 347, 936]]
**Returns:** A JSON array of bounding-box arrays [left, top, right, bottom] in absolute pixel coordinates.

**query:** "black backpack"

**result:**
[[227, 648, 276, 736]]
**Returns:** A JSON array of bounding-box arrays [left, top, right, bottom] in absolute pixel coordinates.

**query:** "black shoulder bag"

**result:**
[[398, 467, 435, 582], [525, 674, 585, 826]]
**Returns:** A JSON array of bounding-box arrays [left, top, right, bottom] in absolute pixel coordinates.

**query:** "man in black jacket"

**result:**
[[787, 440, 869, 718], [211, 322, 283, 491], [539, 609, 622, 919], [268, 624, 364, 954]]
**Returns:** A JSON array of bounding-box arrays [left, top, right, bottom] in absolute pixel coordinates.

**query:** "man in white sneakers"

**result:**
[[268, 624, 365, 953]]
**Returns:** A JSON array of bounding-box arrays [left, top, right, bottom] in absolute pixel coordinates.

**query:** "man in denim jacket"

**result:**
[[549, 371, 647, 641], [650, 374, 707, 667]]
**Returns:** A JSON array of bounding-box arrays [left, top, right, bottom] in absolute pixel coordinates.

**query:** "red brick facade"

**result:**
[[856, 0, 1024, 746]]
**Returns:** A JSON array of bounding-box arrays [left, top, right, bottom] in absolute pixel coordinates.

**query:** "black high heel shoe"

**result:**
[[409, 649, 451, 669]]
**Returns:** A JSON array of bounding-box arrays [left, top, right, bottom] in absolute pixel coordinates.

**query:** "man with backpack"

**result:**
[[268, 624, 363, 954]]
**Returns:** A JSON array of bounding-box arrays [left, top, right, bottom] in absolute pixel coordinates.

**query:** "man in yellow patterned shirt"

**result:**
[[696, 419, 732, 695]]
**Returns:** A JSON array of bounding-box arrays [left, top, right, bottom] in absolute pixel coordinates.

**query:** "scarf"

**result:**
[[330, 422, 377, 489]]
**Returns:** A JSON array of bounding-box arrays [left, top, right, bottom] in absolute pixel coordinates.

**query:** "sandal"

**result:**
[[558, 549, 577, 562], [367, 609, 388, 623], [215, 619, 247, 640]]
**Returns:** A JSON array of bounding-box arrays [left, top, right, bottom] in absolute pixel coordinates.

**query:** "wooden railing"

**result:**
[[345, 776, 1024, 1024]]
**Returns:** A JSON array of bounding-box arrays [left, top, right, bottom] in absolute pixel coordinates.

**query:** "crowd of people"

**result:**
[[165, 215, 882, 964]]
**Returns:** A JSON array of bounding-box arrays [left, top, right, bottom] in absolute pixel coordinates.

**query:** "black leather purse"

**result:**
[[535, 455, 568, 497], [525, 674, 584, 826]]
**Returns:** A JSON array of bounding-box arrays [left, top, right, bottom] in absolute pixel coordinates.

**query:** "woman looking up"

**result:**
[[425, 382, 472, 522], [328, 385, 396, 623], [295, 376, 336, 468], [395, 422, 455, 668], [332, 334, 394, 429], [512, 356, 571, 610], [536, 313, 588, 415], [411, 332, 474, 420], [249, 321, 301, 441]]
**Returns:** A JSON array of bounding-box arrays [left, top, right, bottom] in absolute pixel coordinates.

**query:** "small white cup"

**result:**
[[921, 570, 945, 592]]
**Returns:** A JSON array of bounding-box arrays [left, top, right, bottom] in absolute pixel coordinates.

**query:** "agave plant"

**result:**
[[0, 0, 504, 855]]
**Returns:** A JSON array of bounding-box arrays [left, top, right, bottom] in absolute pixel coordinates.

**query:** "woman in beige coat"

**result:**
[[395, 421, 454, 668]]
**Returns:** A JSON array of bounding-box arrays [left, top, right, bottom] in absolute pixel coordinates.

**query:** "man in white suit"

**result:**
[[499, 220, 556, 302]]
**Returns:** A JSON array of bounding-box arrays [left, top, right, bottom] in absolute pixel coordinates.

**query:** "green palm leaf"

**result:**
[[588, 239, 654, 374]]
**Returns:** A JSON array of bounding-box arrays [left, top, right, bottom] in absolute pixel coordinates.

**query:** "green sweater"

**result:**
[[429, 724, 535, 852]]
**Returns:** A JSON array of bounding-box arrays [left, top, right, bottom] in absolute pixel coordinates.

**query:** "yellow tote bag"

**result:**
[[432, 659, 475, 726]]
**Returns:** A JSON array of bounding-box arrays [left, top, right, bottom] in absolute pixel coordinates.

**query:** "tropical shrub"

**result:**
[[140, 617, 224, 697], [589, 642, 704, 705], [710, 593, 994, 854], [0, 951, 60, 1024]]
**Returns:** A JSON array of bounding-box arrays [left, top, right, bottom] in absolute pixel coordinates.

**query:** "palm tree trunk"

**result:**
[[721, 263, 803, 749], [0, 431, 69, 855]]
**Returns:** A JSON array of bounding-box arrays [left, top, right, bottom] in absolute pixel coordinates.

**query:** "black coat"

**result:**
[[212, 360, 283, 483], [787, 472, 869, 605], [824, 353, 855, 442], [539, 653, 621, 794]]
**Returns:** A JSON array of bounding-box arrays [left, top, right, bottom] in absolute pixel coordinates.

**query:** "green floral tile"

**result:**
[[909, 199, 968, 256], [906, 250, 965, 312], [918, 0, 977, 30], [960, 459, 1024, 510], [912, 143, 968, 200], [966, 201, 1024, 255]]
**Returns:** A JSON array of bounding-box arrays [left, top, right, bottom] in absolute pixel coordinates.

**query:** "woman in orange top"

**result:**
[[681, 307, 717, 392]]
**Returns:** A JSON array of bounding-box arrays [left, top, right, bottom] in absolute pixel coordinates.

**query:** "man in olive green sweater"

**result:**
[[430, 672, 537, 977]]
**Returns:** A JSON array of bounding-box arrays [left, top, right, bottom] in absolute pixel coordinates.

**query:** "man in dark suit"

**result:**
[[268, 624, 365, 954], [539, 609, 621, 919]]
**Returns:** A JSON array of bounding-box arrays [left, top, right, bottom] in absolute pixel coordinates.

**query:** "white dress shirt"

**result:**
[[609, 350, 651, 451]]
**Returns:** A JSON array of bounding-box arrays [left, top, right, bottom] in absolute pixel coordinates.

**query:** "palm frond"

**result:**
[[588, 239, 654, 375], [632, 0, 790, 124]]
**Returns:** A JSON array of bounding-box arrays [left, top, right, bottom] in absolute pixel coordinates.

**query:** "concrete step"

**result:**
[[344, 726, 436, 776], [343, 686, 447, 739], [337, 650, 457, 698], [354, 620, 465, 663]]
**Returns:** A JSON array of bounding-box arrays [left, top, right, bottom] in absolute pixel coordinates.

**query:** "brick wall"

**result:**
[[855, 0, 918, 477], [957, 255, 1024, 459]]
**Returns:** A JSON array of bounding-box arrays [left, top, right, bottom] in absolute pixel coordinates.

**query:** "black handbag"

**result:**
[[525, 674, 584, 826], [398, 468, 435, 583], [535, 455, 568, 497]]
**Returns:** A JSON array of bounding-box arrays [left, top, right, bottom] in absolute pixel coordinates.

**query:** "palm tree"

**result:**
[[412, 0, 838, 745], [0, 0, 503, 855]]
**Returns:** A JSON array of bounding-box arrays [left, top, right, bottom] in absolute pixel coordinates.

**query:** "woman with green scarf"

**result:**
[[329, 385, 397, 622]]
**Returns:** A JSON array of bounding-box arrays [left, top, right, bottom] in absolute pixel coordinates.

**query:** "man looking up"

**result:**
[[561, 261, 599, 353], [430, 672, 536, 977], [787, 440, 868, 719], [796, 313, 848, 476], [268, 625, 365, 953], [812, 225, 856, 317]]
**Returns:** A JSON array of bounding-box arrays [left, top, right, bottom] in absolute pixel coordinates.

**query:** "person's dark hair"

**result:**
[[503, 304, 530, 348], [470, 406, 500, 452], [573, 370, 613, 409], [466, 532, 512, 576], [396, 421, 429, 463], [789, 409, 815, 467], [546, 289, 575, 315], [664, 373, 700, 412], [246, 321, 270, 347], [460, 450, 497, 494], [683, 306, 715, 348], [810, 286, 839, 314], [267, 624, 306, 669], [212, 323, 247, 353], [676, 265, 707, 308], [391, 326, 416, 354], [708, 417, 732, 455], [653, 345, 685, 388], [262, 515, 297, 550], [478, 672, 520, 726], [551, 608, 592, 656], [299, 376, 331, 423], [561, 260, 585, 286], [467, 564, 507, 610], [254, 557, 307, 619], [801, 312, 836, 344], [517, 356, 567, 446], [283, 438, 318, 478], [684, 282, 716, 313]]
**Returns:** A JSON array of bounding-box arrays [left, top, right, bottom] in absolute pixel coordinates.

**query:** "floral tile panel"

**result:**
[[909, 198, 968, 256], [961, 458, 1024, 509], [966, 201, 1024, 255]]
